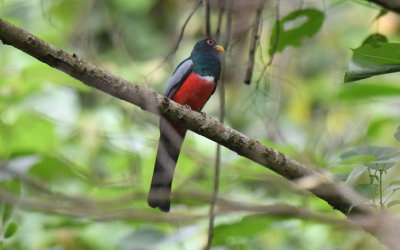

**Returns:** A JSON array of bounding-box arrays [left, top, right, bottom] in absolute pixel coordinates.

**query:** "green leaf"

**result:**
[[337, 155, 376, 165], [395, 126, 400, 142], [362, 33, 388, 47], [2, 204, 13, 225], [341, 146, 400, 170], [387, 200, 400, 207], [4, 221, 18, 239], [354, 184, 379, 199], [269, 8, 325, 55], [344, 34, 400, 82], [212, 216, 272, 246], [345, 166, 367, 185], [338, 83, 400, 100]]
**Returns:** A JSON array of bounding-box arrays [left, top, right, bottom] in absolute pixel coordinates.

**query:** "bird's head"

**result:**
[[191, 39, 225, 56]]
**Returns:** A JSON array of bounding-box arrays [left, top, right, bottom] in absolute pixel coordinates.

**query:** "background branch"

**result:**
[[162, 0, 202, 64], [244, 2, 263, 84], [206, 1, 233, 247], [203, 0, 212, 38]]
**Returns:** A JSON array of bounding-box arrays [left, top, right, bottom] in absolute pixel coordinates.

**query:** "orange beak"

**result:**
[[215, 45, 225, 52]]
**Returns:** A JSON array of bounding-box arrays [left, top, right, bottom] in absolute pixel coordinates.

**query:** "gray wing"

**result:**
[[163, 59, 194, 98]]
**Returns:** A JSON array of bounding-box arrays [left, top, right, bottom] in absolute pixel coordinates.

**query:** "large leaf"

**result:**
[[344, 34, 400, 82], [341, 146, 400, 170], [269, 9, 325, 55]]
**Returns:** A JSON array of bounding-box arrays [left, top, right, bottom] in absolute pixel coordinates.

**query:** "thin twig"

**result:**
[[216, 199, 358, 228], [205, 1, 233, 248], [379, 169, 384, 213], [256, 0, 280, 86], [222, 0, 233, 50], [244, 2, 263, 84], [0, 184, 362, 229], [103, 5, 133, 63], [215, 0, 225, 42], [162, 0, 202, 64], [203, 0, 212, 38]]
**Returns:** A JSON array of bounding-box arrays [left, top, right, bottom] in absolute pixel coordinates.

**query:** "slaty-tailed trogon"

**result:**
[[148, 39, 224, 212]]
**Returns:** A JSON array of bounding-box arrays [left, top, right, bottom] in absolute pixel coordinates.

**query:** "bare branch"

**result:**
[[206, 0, 230, 243], [215, 0, 225, 42], [163, 0, 202, 64], [222, 0, 233, 49], [244, 2, 263, 84], [256, 0, 280, 85], [203, 0, 212, 38]]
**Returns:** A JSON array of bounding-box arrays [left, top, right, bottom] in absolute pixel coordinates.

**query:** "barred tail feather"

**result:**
[[148, 119, 186, 212]]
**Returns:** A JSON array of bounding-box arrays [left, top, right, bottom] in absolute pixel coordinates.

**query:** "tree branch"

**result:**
[[0, 17, 399, 248], [203, 0, 212, 38], [244, 2, 263, 84]]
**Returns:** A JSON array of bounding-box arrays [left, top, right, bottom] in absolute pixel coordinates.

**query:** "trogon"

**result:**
[[148, 39, 224, 212]]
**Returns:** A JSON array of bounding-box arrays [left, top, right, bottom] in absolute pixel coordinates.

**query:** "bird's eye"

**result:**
[[207, 39, 214, 46]]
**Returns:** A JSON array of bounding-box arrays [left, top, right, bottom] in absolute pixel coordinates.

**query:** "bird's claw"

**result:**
[[200, 111, 207, 117], [183, 104, 192, 110]]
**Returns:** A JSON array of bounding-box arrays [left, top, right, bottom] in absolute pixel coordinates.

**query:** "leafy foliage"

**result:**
[[344, 34, 400, 82], [341, 146, 400, 170], [269, 8, 325, 55]]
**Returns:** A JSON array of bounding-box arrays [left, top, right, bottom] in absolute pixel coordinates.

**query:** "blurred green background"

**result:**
[[1, 0, 400, 249]]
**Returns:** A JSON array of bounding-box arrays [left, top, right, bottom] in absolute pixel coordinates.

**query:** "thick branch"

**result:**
[[1, 17, 400, 248]]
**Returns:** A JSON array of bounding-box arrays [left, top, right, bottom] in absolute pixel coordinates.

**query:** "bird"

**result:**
[[148, 39, 224, 212]]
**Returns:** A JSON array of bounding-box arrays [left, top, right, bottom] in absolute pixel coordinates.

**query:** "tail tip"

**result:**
[[148, 199, 170, 213]]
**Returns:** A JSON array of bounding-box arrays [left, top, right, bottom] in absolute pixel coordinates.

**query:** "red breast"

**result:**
[[171, 72, 216, 112]]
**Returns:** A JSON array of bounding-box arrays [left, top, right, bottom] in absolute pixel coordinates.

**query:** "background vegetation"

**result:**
[[1, 0, 400, 249]]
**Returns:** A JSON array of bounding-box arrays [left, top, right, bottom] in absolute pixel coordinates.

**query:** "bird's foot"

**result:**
[[183, 104, 192, 110], [200, 111, 207, 117]]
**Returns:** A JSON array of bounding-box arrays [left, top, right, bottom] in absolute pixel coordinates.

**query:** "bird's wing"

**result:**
[[163, 59, 194, 98]]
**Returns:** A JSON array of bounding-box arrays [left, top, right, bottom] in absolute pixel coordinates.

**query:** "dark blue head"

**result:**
[[191, 39, 224, 56], [189, 39, 224, 82]]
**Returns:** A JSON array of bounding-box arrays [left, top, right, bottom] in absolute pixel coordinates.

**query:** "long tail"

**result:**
[[148, 119, 186, 212]]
